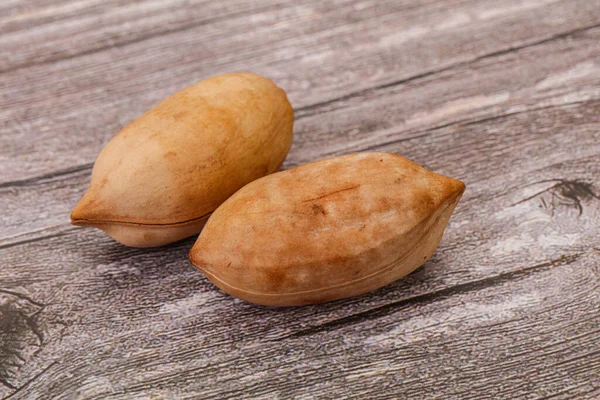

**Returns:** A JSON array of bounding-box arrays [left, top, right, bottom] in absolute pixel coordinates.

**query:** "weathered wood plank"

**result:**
[[1, 239, 598, 398], [1, 0, 599, 182], [2, 0, 600, 398], [0, 0, 298, 72], [3, 25, 599, 245], [292, 25, 600, 164], [2, 107, 599, 398]]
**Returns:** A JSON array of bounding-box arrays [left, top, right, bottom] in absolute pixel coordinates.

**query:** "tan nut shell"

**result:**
[[71, 73, 294, 247], [189, 152, 465, 306]]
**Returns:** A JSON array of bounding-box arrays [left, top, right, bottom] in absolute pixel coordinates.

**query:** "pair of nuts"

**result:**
[[72, 73, 465, 306]]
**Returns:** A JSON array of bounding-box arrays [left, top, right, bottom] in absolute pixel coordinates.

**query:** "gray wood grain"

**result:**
[[1, 0, 600, 399], [2, 0, 600, 182]]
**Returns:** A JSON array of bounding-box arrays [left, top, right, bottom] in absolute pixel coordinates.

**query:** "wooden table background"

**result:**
[[1, 0, 600, 398]]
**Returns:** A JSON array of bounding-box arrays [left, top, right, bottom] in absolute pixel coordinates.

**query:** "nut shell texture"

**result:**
[[71, 73, 294, 247], [190, 152, 465, 306]]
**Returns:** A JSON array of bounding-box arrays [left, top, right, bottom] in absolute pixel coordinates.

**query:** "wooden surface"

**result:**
[[1, 0, 600, 398]]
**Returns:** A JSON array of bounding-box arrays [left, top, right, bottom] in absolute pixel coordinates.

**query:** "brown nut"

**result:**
[[189, 152, 465, 306], [71, 72, 294, 247]]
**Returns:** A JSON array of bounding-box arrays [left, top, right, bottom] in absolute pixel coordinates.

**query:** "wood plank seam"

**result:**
[[1, 99, 597, 247], [1, 85, 597, 192], [357, 99, 596, 154], [271, 253, 582, 341], [1, 20, 598, 188], [1, 361, 57, 400], [0, 2, 293, 75], [295, 22, 600, 120], [0, 229, 77, 251], [0, 163, 94, 190]]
